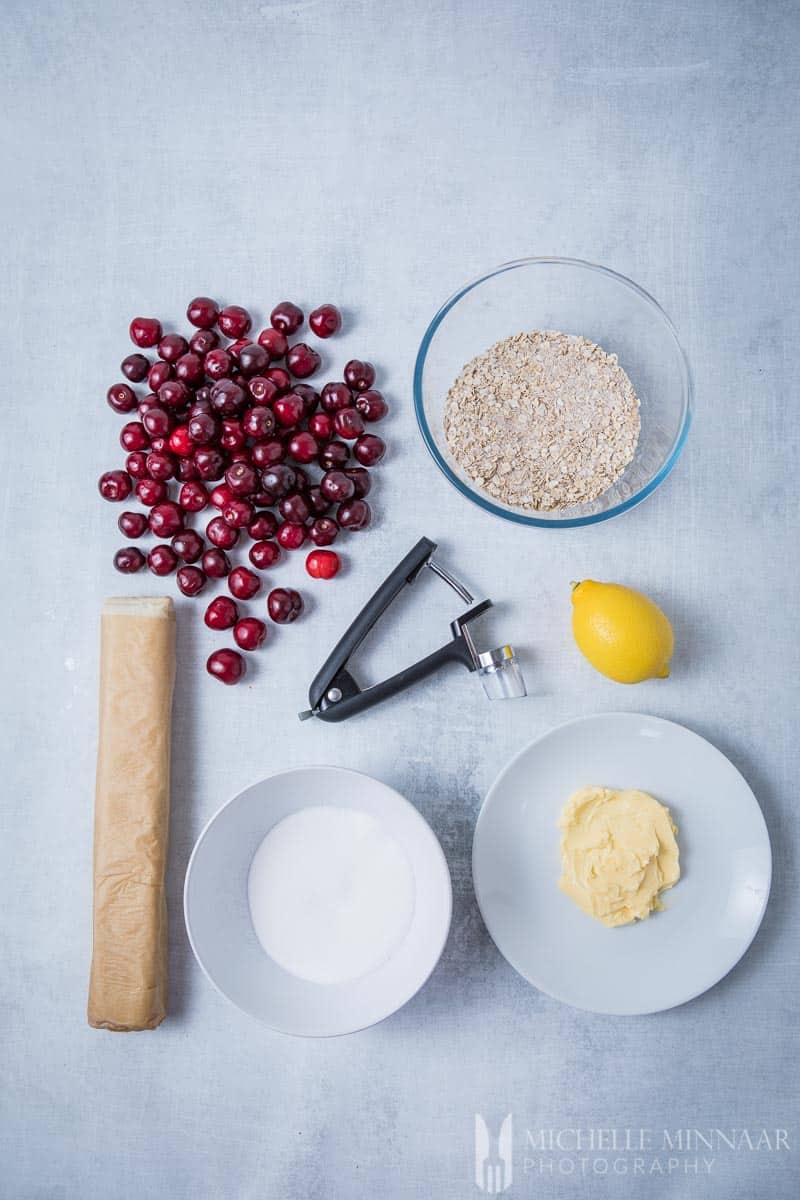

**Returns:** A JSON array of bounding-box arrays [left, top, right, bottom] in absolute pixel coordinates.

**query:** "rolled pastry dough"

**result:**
[[88, 596, 176, 1030]]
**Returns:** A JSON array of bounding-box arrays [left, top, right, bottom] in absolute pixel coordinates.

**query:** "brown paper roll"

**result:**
[[88, 596, 176, 1031]]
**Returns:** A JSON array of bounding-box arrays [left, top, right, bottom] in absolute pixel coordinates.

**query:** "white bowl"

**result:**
[[184, 766, 452, 1036], [472, 714, 771, 1014]]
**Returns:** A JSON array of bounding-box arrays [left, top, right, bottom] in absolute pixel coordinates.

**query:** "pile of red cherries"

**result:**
[[98, 297, 386, 684]]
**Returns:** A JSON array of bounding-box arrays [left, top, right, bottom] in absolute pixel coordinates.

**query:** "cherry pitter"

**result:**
[[299, 536, 526, 722]]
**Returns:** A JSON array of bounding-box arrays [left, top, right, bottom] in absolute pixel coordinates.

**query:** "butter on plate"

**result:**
[[557, 786, 680, 928]]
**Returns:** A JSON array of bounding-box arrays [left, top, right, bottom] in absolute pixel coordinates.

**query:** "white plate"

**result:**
[[472, 714, 771, 1014], [184, 767, 452, 1036]]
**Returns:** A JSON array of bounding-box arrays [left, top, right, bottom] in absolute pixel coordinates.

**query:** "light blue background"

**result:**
[[1, 1, 798, 1197]]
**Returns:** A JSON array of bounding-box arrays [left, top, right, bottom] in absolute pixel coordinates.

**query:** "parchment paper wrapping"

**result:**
[[88, 596, 176, 1031]]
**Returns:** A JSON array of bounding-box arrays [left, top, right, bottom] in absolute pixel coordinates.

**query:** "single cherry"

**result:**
[[267, 587, 303, 624], [120, 421, 149, 452], [148, 501, 184, 538], [344, 359, 375, 392], [247, 376, 280, 405], [118, 511, 148, 538], [220, 419, 246, 451], [178, 480, 209, 512], [193, 447, 226, 481], [355, 389, 387, 422], [148, 360, 173, 392], [202, 548, 231, 578], [158, 333, 189, 363], [344, 466, 372, 498], [308, 516, 339, 546], [171, 529, 204, 562], [125, 451, 149, 479], [190, 328, 218, 356], [135, 477, 167, 506], [145, 450, 176, 482], [320, 470, 355, 503], [251, 439, 285, 469], [320, 381, 353, 413], [242, 405, 275, 439], [257, 327, 288, 360], [204, 348, 233, 381], [121, 353, 149, 382], [334, 407, 365, 440], [228, 566, 261, 600], [169, 425, 194, 457], [187, 296, 219, 329], [107, 383, 137, 414], [273, 392, 304, 427], [225, 460, 259, 496], [218, 305, 252, 339], [248, 510, 278, 540], [265, 366, 291, 394], [354, 434, 386, 466], [175, 352, 205, 386], [176, 565, 206, 596], [130, 317, 162, 348], [98, 470, 132, 502], [142, 406, 172, 438], [270, 301, 304, 335], [319, 440, 349, 470], [286, 343, 320, 378], [147, 544, 178, 575], [306, 549, 341, 580], [234, 617, 267, 651], [337, 499, 372, 529], [309, 304, 341, 339], [114, 547, 146, 573], [237, 342, 269, 376], [205, 596, 239, 630], [287, 431, 319, 463], [277, 521, 307, 551], [206, 516, 240, 550], [221, 498, 254, 528], [206, 648, 246, 685], [187, 411, 218, 444], [309, 412, 334, 441], [249, 539, 281, 569]]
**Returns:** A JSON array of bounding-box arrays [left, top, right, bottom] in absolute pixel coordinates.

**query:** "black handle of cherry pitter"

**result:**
[[307, 537, 475, 722]]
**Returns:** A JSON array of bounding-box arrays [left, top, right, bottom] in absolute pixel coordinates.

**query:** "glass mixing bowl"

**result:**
[[413, 257, 692, 528]]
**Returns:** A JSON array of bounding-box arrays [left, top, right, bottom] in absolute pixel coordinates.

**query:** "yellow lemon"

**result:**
[[571, 580, 673, 683]]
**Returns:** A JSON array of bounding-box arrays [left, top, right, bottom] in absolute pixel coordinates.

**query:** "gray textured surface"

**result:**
[[1, 1, 798, 1197]]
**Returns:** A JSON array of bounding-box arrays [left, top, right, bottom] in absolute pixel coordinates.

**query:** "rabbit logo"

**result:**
[[475, 1113, 513, 1192]]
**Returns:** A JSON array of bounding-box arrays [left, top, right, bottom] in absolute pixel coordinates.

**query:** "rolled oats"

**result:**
[[443, 330, 640, 511]]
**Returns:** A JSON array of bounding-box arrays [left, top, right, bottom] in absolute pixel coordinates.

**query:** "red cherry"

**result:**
[[171, 529, 205, 562], [242, 405, 275, 439], [98, 470, 132, 502], [206, 648, 246, 685], [277, 521, 307, 551], [309, 304, 341, 339], [247, 510, 278, 540], [286, 343, 320, 379], [273, 392, 305, 427], [306, 549, 340, 580], [125, 451, 149, 479], [175, 352, 205, 386], [308, 517, 339, 546], [187, 296, 219, 329], [178, 481, 209, 513], [121, 354, 149, 383], [218, 305, 252, 338], [344, 359, 375, 392], [228, 566, 261, 600], [249, 539, 281, 569], [114, 547, 146, 573], [257, 327, 289, 360], [337, 499, 372, 529], [221, 498, 254, 528], [177, 565, 207, 596], [120, 420, 149, 451], [147, 544, 178, 575], [247, 375, 280, 405], [158, 333, 189, 363], [267, 587, 303, 624], [205, 596, 239, 630], [148, 501, 184, 538], [234, 617, 267, 651], [355, 389, 387, 422], [118, 511, 148, 538], [210, 483, 235, 510], [270, 301, 304, 335], [135, 478, 167, 506], [107, 383, 137, 414], [334, 407, 365, 440], [309, 412, 334, 441], [190, 329, 219, 355], [202, 548, 231, 578], [130, 317, 162, 348], [320, 381, 353, 412], [354, 434, 386, 466], [206, 516, 240, 550], [287, 431, 319, 463], [169, 425, 194, 456], [204, 348, 233, 380], [265, 366, 291, 394]]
